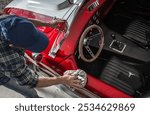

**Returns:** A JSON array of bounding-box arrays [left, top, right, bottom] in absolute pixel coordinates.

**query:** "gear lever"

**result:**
[[111, 33, 116, 40], [110, 34, 126, 53]]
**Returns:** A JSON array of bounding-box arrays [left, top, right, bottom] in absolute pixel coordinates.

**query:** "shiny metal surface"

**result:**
[[25, 53, 100, 98]]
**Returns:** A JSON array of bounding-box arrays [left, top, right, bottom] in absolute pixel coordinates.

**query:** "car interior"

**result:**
[[75, 0, 150, 97]]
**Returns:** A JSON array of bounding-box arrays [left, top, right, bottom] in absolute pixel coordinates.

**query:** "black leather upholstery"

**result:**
[[100, 56, 142, 96], [124, 18, 150, 47]]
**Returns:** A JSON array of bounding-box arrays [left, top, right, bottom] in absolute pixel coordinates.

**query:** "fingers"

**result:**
[[71, 75, 78, 80], [71, 79, 83, 88], [64, 74, 78, 80], [62, 74, 85, 89], [70, 83, 82, 88], [56, 19, 65, 23], [71, 83, 83, 90], [72, 79, 81, 84]]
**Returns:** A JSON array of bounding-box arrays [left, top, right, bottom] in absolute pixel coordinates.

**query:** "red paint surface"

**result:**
[[4, 0, 132, 98]]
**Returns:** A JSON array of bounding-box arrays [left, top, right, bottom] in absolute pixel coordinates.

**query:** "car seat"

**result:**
[[99, 56, 145, 97], [123, 18, 150, 49]]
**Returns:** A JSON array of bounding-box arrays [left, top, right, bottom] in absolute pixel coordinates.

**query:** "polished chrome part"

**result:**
[[69, 0, 78, 4], [109, 40, 126, 53], [64, 69, 87, 87], [88, 0, 99, 11], [6, 0, 86, 58], [25, 53, 100, 98], [48, 31, 69, 58], [128, 72, 135, 78], [6, 0, 85, 59]]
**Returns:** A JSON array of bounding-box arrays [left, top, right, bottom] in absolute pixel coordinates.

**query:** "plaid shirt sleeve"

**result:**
[[0, 38, 39, 88], [12, 64, 39, 88]]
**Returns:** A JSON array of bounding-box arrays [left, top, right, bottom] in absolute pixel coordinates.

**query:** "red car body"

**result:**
[[4, 0, 134, 98]]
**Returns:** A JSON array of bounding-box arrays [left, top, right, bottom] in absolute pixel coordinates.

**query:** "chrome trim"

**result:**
[[88, 0, 100, 11], [6, 0, 85, 58], [109, 40, 126, 53], [48, 0, 84, 58], [48, 31, 69, 58], [25, 53, 100, 98]]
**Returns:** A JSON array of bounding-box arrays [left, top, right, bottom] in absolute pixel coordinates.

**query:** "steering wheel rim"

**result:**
[[79, 24, 104, 62]]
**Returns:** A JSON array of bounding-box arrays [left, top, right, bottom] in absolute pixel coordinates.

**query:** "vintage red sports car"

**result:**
[[4, 0, 150, 98]]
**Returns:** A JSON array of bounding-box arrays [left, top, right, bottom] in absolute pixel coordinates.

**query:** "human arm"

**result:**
[[27, 18, 65, 28], [4, 63, 82, 89], [2, 39, 81, 89], [7, 45, 80, 88], [36, 75, 82, 88]]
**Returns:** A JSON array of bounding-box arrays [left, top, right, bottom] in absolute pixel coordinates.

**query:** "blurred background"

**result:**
[[0, 0, 12, 12]]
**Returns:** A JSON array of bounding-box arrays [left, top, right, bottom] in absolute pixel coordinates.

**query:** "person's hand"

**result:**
[[50, 19, 65, 24], [9, 44, 23, 49], [50, 19, 68, 31], [61, 75, 83, 89]]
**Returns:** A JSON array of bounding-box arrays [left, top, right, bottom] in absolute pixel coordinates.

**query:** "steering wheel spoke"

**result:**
[[79, 24, 104, 62], [84, 45, 95, 58]]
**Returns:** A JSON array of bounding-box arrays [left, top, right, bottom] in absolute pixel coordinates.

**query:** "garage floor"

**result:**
[[0, 84, 78, 98], [0, 86, 24, 98]]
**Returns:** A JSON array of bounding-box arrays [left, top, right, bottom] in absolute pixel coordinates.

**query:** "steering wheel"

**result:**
[[79, 24, 104, 62]]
